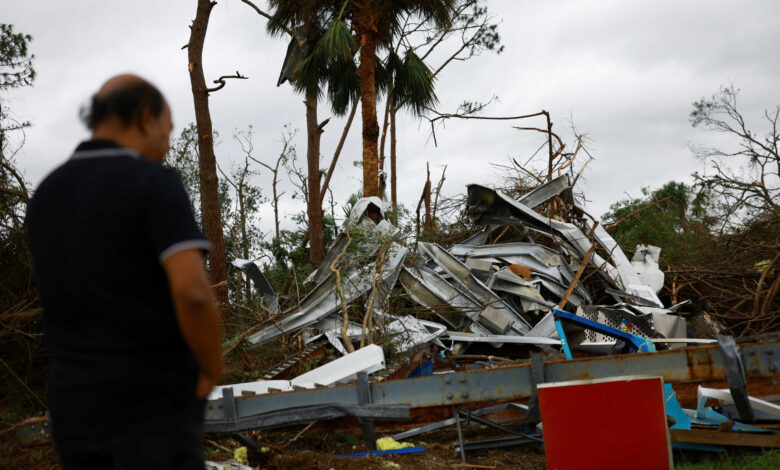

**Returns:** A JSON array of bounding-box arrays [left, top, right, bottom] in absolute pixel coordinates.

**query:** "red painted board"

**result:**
[[538, 375, 672, 470]]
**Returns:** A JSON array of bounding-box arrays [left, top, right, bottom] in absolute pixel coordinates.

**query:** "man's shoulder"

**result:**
[[30, 145, 179, 217]]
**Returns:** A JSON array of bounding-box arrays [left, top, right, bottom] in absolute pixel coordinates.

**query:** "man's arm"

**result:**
[[163, 249, 224, 398]]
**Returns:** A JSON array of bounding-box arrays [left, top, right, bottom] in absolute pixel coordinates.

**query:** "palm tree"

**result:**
[[267, 2, 359, 267], [268, 0, 455, 198], [383, 48, 438, 221]]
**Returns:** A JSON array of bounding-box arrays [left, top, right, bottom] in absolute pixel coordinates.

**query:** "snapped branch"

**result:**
[[240, 0, 294, 37], [206, 71, 248, 93]]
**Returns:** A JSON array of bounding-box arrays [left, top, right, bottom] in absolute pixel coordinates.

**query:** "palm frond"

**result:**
[[292, 54, 325, 98], [327, 59, 360, 115], [394, 50, 437, 116], [314, 20, 357, 64]]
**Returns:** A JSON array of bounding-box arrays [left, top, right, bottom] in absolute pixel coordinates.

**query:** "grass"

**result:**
[[675, 450, 780, 469]]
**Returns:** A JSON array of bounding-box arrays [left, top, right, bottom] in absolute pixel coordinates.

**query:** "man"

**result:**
[[26, 74, 223, 469]]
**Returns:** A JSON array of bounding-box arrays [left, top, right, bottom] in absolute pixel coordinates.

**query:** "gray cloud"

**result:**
[[4, 0, 779, 237]]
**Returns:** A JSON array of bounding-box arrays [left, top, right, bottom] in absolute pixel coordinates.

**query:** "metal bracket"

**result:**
[[525, 353, 545, 422], [222, 387, 236, 421], [453, 407, 466, 463], [356, 372, 377, 451], [453, 408, 543, 457], [389, 402, 528, 442], [717, 335, 755, 423], [223, 386, 263, 449], [14, 415, 50, 447]]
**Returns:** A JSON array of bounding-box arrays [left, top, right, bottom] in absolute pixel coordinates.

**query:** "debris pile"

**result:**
[[15, 174, 780, 467], [235, 174, 690, 361], [207, 173, 780, 464]]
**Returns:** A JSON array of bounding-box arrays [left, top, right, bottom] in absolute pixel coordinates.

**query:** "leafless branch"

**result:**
[[206, 71, 248, 93], [240, 0, 294, 37]]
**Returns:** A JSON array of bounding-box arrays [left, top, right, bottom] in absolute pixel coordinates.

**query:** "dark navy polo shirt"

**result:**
[[26, 140, 211, 437]]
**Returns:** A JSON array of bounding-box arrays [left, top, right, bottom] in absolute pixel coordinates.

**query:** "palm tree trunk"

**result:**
[[390, 105, 398, 224], [305, 91, 324, 267], [356, 20, 380, 198], [187, 0, 229, 315], [239, 190, 251, 302], [379, 85, 392, 172]]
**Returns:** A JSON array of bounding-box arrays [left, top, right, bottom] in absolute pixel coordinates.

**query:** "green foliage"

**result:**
[[0, 24, 45, 423], [268, 0, 458, 115], [324, 57, 359, 114], [688, 85, 780, 231], [1, 23, 35, 313], [454, 1, 503, 56], [601, 181, 715, 265], [393, 50, 437, 116], [164, 124, 234, 232], [0, 24, 35, 89], [674, 450, 780, 470], [316, 20, 357, 64], [164, 123, 202, 216]]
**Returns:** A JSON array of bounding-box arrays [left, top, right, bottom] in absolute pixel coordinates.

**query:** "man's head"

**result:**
[[81, 74, 173, 162]]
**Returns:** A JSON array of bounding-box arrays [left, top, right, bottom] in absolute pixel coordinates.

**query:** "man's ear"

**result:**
[[137, 108, 156, 136]]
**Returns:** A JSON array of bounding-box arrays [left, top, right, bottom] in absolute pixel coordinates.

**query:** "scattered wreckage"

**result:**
[[211, 174, 780, 458], [16, 175, 780, 465]]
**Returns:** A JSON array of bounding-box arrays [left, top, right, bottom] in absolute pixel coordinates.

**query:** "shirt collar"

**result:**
[[70, 140, 142, 160]]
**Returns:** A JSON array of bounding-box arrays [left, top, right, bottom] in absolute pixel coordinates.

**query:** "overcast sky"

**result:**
[[4, 0, 779, 235]]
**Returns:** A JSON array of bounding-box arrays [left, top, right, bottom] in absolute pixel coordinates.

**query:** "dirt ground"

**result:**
[[242, 425, 548, 470], [3, 419, 776, 469], [0, 421, 547, 470]]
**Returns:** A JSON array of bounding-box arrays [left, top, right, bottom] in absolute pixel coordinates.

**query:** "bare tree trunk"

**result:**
[[356, 20, 380, 198], [390, 105, 398, 224], [320, 100, 358, 204], [379, 85, 392, 172], [271, 169, 280, 241], [238, 188, 251, 302], [305, 91, 324, 267], [424, 163, 433, 234], [187, 0, 229, 315]]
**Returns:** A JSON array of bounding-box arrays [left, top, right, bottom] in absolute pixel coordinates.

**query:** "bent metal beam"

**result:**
[[204, 336, 780, 433]]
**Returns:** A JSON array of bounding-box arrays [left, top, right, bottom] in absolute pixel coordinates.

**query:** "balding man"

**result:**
[[26, 75, 223, 469]]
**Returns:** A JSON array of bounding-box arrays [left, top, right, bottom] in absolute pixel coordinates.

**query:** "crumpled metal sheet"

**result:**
[[382, 315, 448, 353], [450, 242, 570, 284], [247, 243, 408, 346], [305, 231, 350, 286], [305, 197, 394, 286], [232, 258, 279, 314], [467, 184, 666, 309], [345, 196, 391, 228], [398, 266, 480, 329], [305, 314, 447, 355], [419, 242, 531, 334], [517, 174, 573, 209], [487, 267, 556, 312], [466, 184, 623, 288]]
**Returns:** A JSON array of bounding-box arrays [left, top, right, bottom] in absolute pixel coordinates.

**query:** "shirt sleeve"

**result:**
[[144, 166, 212, 264]]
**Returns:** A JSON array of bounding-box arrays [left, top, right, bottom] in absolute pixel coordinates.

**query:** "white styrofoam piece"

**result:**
[[446, 331, 561, 345], [651, 338, 715, 344], [208, 380, 292, 401], [207, 345, 385, 401], [697, 386, 780, 418], [291, 344, 385, 388], [632, 244, 665, 294]]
